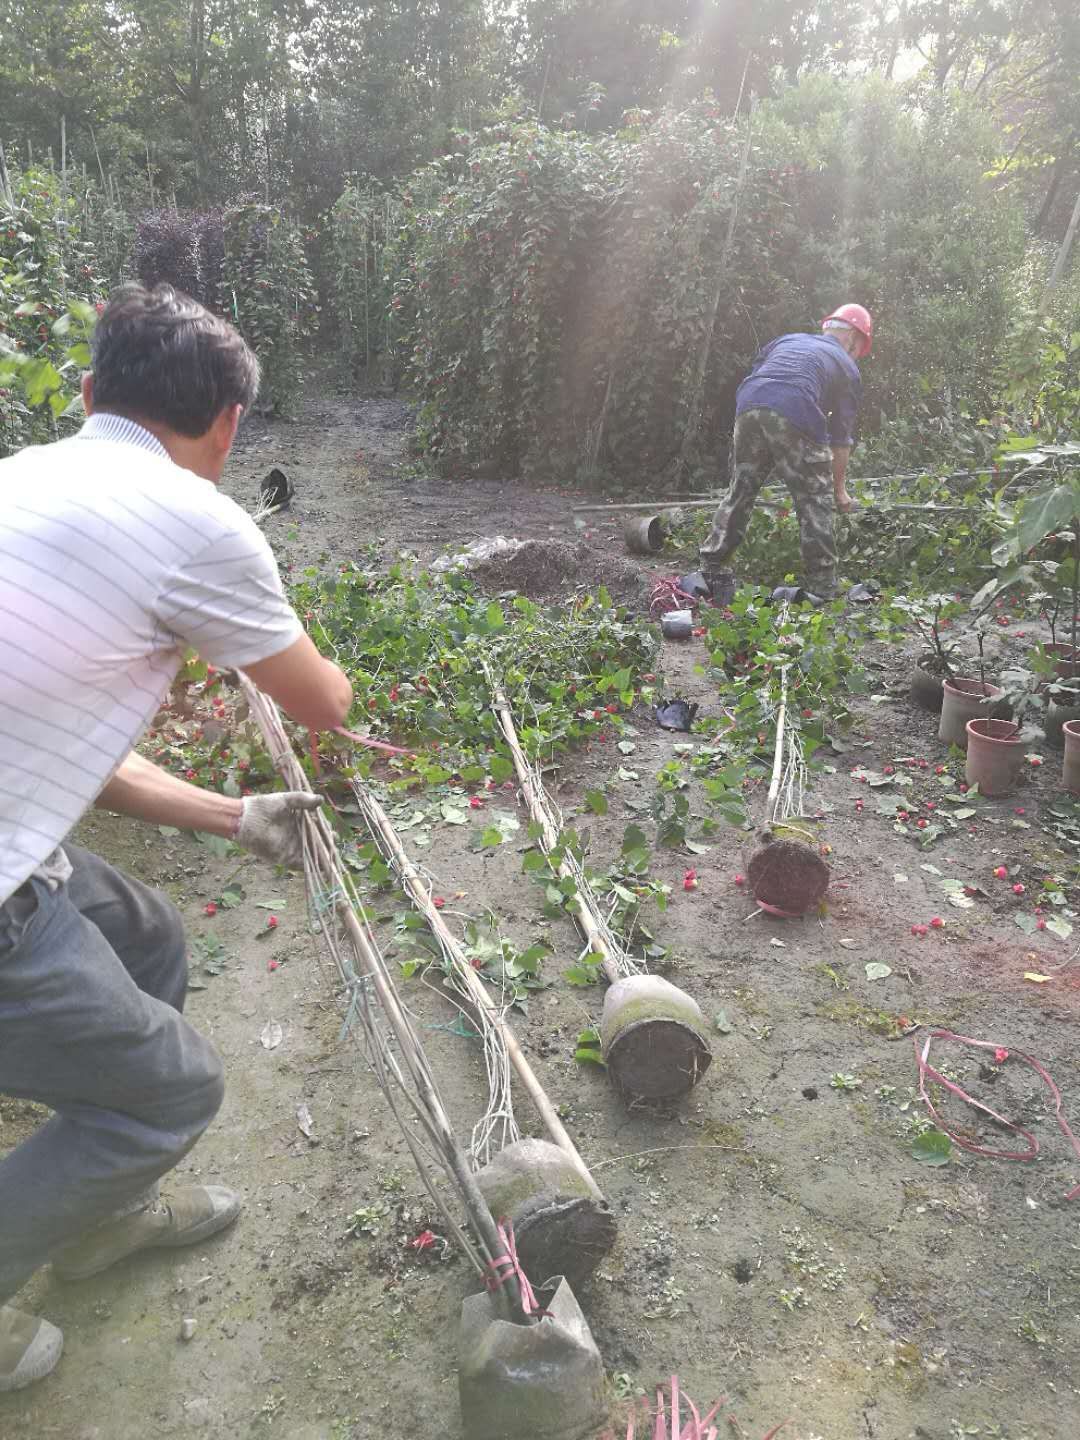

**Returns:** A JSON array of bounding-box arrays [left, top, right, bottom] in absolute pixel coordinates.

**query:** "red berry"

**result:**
[[469, 796, 483, 809], [268, 959, 279, 971], [1036, 918, 1047, 931], [916, 819, 928, 830], [1030, 756, 1042, 767], [1012, 883, 1025, 895], [267, 915, 278, 929], [1014, 807, 1025, 815], [925, 802, 936, 811], [734, 874, 746, 886], [433, 896, 446, 909], [605, 703, 618, 714], [934, 765, 945, 775], [994, 866, 1008, 879], [204, 902, 217, 916], [898, 811, 910, 821], [185, 768, 197, 780], [883, 765, 894, 775], [930, 917, 944, 929]]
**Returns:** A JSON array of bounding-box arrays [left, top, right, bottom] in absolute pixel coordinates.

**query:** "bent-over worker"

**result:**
[[0, 285, 353, 1391], [700, 303, 873, 603]]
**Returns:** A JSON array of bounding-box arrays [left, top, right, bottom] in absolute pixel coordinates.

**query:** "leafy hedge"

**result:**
[[0, 164, 120, 455], [134, 202, 317, 413], [381, 78, 1024, 487]]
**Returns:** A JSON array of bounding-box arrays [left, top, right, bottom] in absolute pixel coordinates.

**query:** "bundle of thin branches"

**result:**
[[351, 779, 518, 1169], [237, 674, 527, 1318], [488, 674, 642, 983], [765, 663, 810, 827], [352, 779, 604, 1201]]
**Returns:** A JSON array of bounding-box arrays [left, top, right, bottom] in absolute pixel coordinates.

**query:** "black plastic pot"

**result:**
[[910, 653, 947, 713]]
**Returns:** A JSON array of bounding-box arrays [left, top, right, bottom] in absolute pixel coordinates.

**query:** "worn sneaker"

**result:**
[[704, 569, 736, 606], [52, 1185, 242, 1282], [0, 1306, 63, 1392]]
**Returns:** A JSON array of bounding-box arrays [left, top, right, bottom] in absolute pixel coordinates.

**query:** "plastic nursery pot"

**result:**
[[1043, 696, 1080, 749], [660, 608, 694, 640], [600, 974, 712, 1101], [1042, 642, 1080, 680], [623, 513, 664, 555], [938, 677, 1004, 750], [746, 833, 831, 918], [964, 719, 1023, 797], [459, 1278, 606, 1440], [473, 1139, 617, 1294], [910, 653, 947, 713], [1062, 721, 1080, 795]]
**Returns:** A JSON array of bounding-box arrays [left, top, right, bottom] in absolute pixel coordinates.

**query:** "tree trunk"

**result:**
[[1034, 143, 1076, 236], [1042, 185, 1080, 307]]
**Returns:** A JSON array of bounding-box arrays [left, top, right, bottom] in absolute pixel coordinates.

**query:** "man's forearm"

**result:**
[[96, 752, 242, 838], [831, 445, 851, 493]]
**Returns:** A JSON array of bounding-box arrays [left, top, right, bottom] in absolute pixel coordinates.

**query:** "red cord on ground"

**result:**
[[915, 1029, 1080, 1200]]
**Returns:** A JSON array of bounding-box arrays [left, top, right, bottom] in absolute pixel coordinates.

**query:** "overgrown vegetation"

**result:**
[[381, 82, 1024, 486]]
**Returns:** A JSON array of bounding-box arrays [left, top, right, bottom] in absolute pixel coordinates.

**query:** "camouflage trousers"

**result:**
[[700, 407, 837, 599]]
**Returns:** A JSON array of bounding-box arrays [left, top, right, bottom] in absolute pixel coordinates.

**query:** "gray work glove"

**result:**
[[236, 792, 323, 868]]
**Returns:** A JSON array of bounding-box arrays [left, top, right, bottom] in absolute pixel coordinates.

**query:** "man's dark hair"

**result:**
[[91, 284, 259, 437]]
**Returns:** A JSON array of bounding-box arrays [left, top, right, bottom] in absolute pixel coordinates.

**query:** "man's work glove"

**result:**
[[235, 792, 323, 868]]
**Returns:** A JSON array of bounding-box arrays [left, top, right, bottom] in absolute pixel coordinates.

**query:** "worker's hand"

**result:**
[[834, 488, 856, 514], [236, 792, 323, 868]]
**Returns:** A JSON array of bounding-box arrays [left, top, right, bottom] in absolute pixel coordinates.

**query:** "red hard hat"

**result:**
[[822, 303, 873, 358]]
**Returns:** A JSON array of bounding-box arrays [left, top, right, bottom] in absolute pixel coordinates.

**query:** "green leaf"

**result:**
[[489, 754, 513, 783], [1014, 913, 1038, 935], [584, 789, 608, 815], [1046, 915, 1073, 941], [522, 849, 547, 873], [865, 962, 892, 980], [911, 1130, 952, 1167], [617, 740, 637, 755], [485, 601, 505, 630], [480, 826, 504, 847], [440, 801, 468, 824]]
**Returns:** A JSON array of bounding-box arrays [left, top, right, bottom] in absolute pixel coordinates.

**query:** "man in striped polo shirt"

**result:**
[[0, 285, 353, 1391]]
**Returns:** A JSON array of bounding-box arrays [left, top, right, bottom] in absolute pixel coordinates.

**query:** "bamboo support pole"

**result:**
[[357, 785, 604, 1203], [491, 689, 623, 988]]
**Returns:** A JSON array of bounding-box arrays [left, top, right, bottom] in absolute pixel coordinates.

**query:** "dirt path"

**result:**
[[4, 386, 1080, 1440]]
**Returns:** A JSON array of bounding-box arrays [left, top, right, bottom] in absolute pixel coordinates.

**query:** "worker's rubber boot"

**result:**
[[0, 1306, 63, 1392], [52, 1185, 242, 1281], [703, 569, 736, 606]]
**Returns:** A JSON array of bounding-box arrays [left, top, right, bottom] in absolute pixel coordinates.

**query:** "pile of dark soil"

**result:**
[[465, 538, 652, 608]]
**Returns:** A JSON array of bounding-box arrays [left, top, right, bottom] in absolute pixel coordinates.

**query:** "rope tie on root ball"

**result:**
[[485, 1222, 551, 1319]]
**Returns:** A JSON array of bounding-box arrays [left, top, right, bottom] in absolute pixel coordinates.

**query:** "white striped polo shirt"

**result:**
[[0, 413, 303, 903]]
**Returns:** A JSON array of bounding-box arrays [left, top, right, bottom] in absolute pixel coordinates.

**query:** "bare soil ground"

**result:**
[[3, 381, 1079, 1440]]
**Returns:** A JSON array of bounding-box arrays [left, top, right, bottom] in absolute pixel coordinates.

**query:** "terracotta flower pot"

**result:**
[[965, 718, 1022, 796], [939, 677, 1003, 750], [1063, 720, 1080, 795]]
